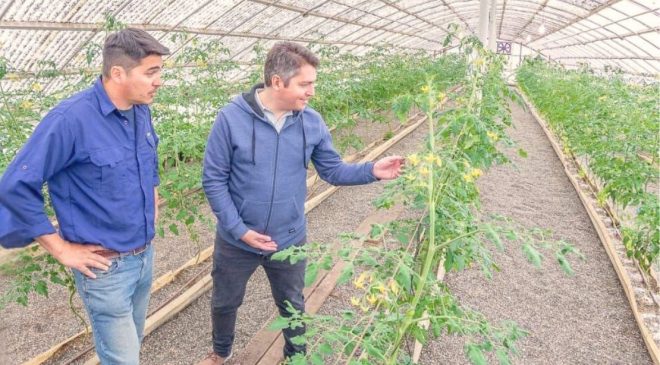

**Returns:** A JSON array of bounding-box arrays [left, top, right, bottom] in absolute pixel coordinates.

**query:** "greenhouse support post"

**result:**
[[489, 0, 498, 51], [478, 0, 489, 45]]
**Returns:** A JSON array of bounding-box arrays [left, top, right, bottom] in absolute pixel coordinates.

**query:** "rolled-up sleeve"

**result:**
[[0, 111, 74, 247]]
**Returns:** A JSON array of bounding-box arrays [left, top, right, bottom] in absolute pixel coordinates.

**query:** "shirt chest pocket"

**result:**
[[139, 132, 157, 171], [89, 146, 133, 196]]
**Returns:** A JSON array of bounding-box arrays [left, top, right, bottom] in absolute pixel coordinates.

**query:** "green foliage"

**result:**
[[517, 59, 659, 272], [0, 246, 75, 312], [309, 45, 465, 153]]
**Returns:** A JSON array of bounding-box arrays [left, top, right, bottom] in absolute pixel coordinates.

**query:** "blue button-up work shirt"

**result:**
[[0, 78, 160, 251]]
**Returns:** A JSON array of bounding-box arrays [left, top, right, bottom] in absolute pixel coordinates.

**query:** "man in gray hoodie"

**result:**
[[199, 41, 404, 365]]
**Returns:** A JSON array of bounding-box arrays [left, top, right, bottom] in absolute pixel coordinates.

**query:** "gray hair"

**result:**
[[102, 28, 170, 77], [264, 42, 320, 87]]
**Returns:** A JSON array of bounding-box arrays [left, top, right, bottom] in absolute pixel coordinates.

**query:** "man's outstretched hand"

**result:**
[[373, 155, 405, 180]]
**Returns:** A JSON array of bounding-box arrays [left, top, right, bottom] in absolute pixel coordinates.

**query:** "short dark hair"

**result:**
[[102, 28, 170, 77], [264, 42, 320, 87]]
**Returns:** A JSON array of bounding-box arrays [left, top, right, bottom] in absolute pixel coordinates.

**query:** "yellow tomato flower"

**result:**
[[31, 83, 43, 92], [463, 174, 474, 183], [404, 174, 416, 182], [376, 282, 387, 294], [366, 294, 378, 305], [20, 100, 33, 110], [424, 153, 442, 167], [420, 85, 429, 93], [419, 166, 430, 177], [470, 168, 483, 178], [350, 297, 360, 307], [353, 272, 369, 290], [486, 131, 499, 141], [408, 154, 420, 167], [437, 92, 446, 101], [360, 304, 370, 312], [388, 279, 399, 295]]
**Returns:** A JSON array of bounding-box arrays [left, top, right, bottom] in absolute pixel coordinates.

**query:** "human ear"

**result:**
[[110, 65, 126, 83], [271, 75, 283, 90]]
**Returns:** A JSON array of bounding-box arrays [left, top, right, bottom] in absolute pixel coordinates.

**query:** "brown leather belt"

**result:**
[[95, 244, 150, 259]]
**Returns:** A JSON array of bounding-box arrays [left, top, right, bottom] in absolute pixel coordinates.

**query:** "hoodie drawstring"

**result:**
[[301, 114, 308, 169], [251, 118, 256, 165]]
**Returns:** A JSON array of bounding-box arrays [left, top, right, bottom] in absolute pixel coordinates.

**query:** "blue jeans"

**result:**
[[211, 236, 307, 359], [72, 245, 154, 365]]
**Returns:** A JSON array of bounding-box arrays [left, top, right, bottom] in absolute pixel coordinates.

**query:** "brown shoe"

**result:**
[[196, 351, 232, 365]]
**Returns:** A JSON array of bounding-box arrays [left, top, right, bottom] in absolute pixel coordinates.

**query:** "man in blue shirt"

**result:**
[[0, 28, 169, 364], [199, 42, 405, 365]]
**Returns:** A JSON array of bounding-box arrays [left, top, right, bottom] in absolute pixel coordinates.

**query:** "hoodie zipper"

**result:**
[[262, 131, 280, 234]]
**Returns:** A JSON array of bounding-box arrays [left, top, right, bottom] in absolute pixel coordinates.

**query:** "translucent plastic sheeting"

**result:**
[[0, 0, 656, 79]]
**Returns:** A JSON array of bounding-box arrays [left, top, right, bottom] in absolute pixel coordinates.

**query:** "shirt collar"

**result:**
[[93, 76, 120, 117], [255, 88, 293, 118]]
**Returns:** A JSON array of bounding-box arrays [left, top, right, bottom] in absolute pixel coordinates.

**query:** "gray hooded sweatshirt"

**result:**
[[203, 84, 377, 253]]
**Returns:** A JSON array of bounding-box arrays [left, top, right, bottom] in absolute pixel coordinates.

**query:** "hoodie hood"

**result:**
[[234, 83, 303, 120], [239, 83, 266, 119]]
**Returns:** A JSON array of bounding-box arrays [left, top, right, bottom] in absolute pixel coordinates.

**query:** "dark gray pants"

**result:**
[[211, 235, 306, 359]]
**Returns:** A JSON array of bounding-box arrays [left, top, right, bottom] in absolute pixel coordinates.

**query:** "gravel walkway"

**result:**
[[417, 101, 651, 364]]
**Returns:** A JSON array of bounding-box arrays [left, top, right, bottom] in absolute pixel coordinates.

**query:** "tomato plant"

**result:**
[[517, 59, 659, 272]]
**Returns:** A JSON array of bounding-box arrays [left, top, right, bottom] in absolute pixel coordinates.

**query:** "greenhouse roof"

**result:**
[[0, 0, 657, 77]]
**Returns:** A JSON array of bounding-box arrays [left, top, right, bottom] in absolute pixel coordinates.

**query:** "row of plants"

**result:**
[[516, 59, 659, 273], [310, 45, 465, 150], [0, 19, 466, 310], [273, 35, 582, 365]]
